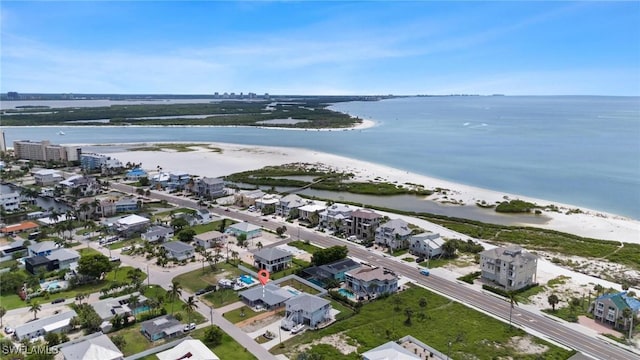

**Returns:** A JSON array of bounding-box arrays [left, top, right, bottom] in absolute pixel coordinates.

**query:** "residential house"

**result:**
[[59, 175, 101, 197], [239, 283, 296, 310], [33, 169, 63, 186], [319, 203, 352, 232], [345, 266, 399, 300], [480, 246, 538, 291], [173, 209, 212, 226], [303, 258, 361, 285], [281, 293, 332, 330], [409, 232, 445, 259], [92, 292, 148, 322], [80, 153, 122, 173], [1, 221, 40, 236], [167, 171, 191, 191], [195, 177, 225, 199], [125, 167, 148, 181], [151, 172, 170, 188], [162, 241, 195, 261], [141, 226, 174, 243], [297, 202, 327, 224], [227, 222, 262, 239], [254, 247, 293, 273], [374, 218, 413, 250], [0, 239, 27, 260], [592, 291, 640, 330], [140, 315, 184, 341], [113, 214, 150, 236], [14, 310, 77, 341], [28, 240, 58, 257], [0, 191, 20, 211], [25, 256, 51, 275], [156, 339, 220, 360], [234, 189, 265, 207], [25, 248, 80, 275], [276, 194, 309, 218], [362, 341, 422, 360], [346, 209, 382, 241], [255, 194, 282, 211], [58, 332, 124, 360], [114, 197, 139, 213], [194, 231, 226, 250]]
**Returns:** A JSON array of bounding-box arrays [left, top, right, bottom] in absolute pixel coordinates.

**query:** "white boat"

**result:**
[[57, 131, 66, 135]]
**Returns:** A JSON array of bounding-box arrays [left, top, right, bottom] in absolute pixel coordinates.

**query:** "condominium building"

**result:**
[[13, 140, 68, 162]]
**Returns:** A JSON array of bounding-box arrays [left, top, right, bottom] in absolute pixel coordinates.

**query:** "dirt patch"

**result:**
[[508, 336, 548, 354], [297, 332, 359, 355], [238, 311, 283, 333]]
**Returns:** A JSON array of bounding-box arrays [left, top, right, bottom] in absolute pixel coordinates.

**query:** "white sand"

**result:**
[[106, 141, 639, 244]]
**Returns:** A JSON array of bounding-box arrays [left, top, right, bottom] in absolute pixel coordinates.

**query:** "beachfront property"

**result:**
[[362, 341, 421, 360], [25, 248, 80, 275], [592, 291, 640, 330], [479, 246, 538, 291], [58, 332, 124, 360], [409, 231, 445, 259], [253, 247, 293, 273], [0, 221, 40, 236], [162, 241, 195, 261], [140, 315, 184, 342], [226, 222, 262, 239], [125, 167, 148, 181], [0, 190, 20, 212], [156, 339, 219, 360], [239, 283, 297, 310], [303, 258, 362, 285], [141, 225, 174, 243], [374, 218, 413, 250], [255, 193, 282, 211], [151, 172, 170, 188], [13, 140, 73, 162], [319, 203, 353, 232], [234, 189, 265, 207], [14, 310, 77, 341], [281, 293, 332, 330], [194, 230, 227, 249], [194, 176, 225, 199], [297, 202, 327, 224], [80, 152, 123, 173], [167, 171, 192, 191], [344, 266, 399, 300], [346, 209, 382, 241], [276, 194, 309, 218], [93, 292, 148, 322], [33, 169, 63, 185]]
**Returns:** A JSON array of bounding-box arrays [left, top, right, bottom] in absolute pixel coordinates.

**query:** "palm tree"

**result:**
[[78, 202, 91, 221], [419, 297, 427, 309], [404, 307, 414, 326], [75, 293, 85, 304], [256, 242, 263, 250], [547, 294, 559, 312], [169, 281, 183, 315], [0, 306, 6, 328], [622, 307, 634, 340], [183, 296, 198, 326], [231, 250, 239, 265], [111, 313, 123, 330], [507, 291, 519, 329], [129, 294, 140, 313], [29, 301, 42, 320]]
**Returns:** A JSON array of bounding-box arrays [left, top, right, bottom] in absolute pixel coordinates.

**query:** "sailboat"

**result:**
[[57, 130, 66, 135]]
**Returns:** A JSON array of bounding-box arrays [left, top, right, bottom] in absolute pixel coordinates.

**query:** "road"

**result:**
[[111, 183, 640, 360]]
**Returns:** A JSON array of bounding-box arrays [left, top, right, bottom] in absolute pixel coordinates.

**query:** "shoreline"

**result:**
[[86, 141, 638, 244]]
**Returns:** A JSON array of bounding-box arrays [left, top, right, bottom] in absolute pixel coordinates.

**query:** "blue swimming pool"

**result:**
[[133, 305, 150, 315], [240, 275, 254, 284], [338, 289, 355, 300]]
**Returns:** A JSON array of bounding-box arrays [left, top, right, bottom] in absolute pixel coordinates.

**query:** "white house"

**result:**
[[227, 222, 262, 239], [253, 247, 293, 273], [281, 293, 332, 330], [141, 226, 174, 243], [114, 214, 150, 235], [162, 241, 195, 261], [255, 194, 282, 211], [276, 194, 309, 218], [297, 202, 327, 224], [0, 191, 20, 211], [319, 203, 352, 231], [14, 310, 77, 341], [33, 169, 63, 186], [156, 339, 219, 360], [194, 230, 226, 249], [409, 232, 445, 258], [58, 332, 124, 360], [374, 219, 413, 250]]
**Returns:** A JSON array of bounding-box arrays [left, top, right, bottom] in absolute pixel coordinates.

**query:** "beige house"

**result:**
[[479, 246, 537, 290]]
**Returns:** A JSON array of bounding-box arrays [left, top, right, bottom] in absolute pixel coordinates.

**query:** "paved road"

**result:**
[[111, 183, 640, 360]]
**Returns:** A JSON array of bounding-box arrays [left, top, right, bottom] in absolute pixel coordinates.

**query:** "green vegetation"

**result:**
[[2, 100, 364, 129], [495, 199, 539, 213], [191, 325, 257, 360], [223, 306, 259, 324], [276, 277, 321, 295], [542, 297, 592, 323], [311, 245, 348, 266], [173, 263, 242, 293], [457, 271, 481, 284], [288, 240, 323, 254], [109, 326, 152, 356], [272, 286, 573, 359], [142, 286, 206, 324], [128, 143, 223, 153], [203, 289, 239, 308]]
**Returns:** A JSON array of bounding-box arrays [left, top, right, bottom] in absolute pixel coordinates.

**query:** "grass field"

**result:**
[[202, 289, 240, 309], [223, 306, 260, 324], [288, 240, 322, 254], [271, 285, 575, 359], [276, 277, 321, 295], [109, 325, 153, 356], [142, 286, 206, 324], [191, 325, 257, 360], [173, 262, 242, 293]]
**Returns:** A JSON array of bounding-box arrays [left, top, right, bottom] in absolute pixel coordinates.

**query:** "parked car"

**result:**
[[51, 298, 65, 304], [4, 326, 14, 335], [416, 257, 425, 263], [121, 246, 132, 252], [195, 289, 206, 296], [109, 256, 121, 262], [420, 269, 430, 276], [183, 323, 196, 332]]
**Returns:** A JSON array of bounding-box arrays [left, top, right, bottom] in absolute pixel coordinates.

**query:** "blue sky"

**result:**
[[1, 1, 639, 95]]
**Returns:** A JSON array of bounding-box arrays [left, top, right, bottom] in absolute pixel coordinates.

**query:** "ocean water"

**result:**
[[3, 96, 638, 219]]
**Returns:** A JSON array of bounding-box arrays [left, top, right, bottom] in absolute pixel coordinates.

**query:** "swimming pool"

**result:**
[[133, 305, 150, 315], [338, 289, 355, 300], [240, 275, 255, 284]]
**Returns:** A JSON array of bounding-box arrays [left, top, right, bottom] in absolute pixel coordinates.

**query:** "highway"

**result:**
[[111, 184, 640, 360]]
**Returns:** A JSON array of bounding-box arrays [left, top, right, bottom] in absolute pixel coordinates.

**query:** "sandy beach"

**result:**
[[104, 141, 639, 244]]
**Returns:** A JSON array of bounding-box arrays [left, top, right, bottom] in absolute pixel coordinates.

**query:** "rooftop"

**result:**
[[351, 209, 382, 219], [254, 247, 292, 261], [14, 310, 77, 339], [28, 240, 57, 254], [240, 283, 295, 306], [162, 241, 194, 253], [1, 221, 39, 233], [59, 333, 123, 360], [117, 214, 150, 226], [347, 266, 397, 282], [195, 230, 225, 241], [46, 248, 80, 262], [362, 341, 420, 360], [229, 222, 261, 233], [285, 293, 330, 312], [157, 339, 219, 360], [480, 245, 537, 264]]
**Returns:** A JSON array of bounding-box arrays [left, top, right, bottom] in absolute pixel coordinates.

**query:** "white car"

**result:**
[[4, 326, 14, 335], [183, 323, 196, 332], [121, 246, 132, 252]]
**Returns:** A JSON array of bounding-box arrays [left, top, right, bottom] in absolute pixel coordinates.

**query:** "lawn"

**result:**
[[109, 325, 153, 356], [105, 266, 147, 283], [542, 297, 592, 323], [271, 286, 574, 359], [173, 262, 242, 293], [192, 219, 236, 234], [0, 294, 24, 310], [78, 247, 102, 256], [202, 289, 240, 309], [108, 237, 141, 250], [191, 326, 256, 360], [276, 277, 321, 295], [288, 240, 322, 254], [223, 305, 260, 324], [142, 285, 206, 324], [0, 260, 18, 269]]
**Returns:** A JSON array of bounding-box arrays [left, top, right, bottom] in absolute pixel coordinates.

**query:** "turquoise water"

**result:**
[[287, 289, 301, 296], [133, 305, 150, 315], [338, 289, 355, 299], [240, 275, 254, 284], [4, 96, 638, 218]]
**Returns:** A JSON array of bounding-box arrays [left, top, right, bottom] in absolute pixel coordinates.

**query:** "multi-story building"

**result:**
[[592, 291, 640, 330], [13, 140, 74, 162], [253, 247, 292, 273], [319, 203, 353, 232], [276, 194, 309, 218], [479, 246, 537, 290], [80, 153, 123, 172], [0, 191, 20, 211], [345, 266, 399, 300], [374, 218, 413, 250], [33, 169, 63, 185], [281, 293, 332, 330], [346, 209, 382, 241], [195, 177, 225, 199], [409, 232, 445, 259]]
